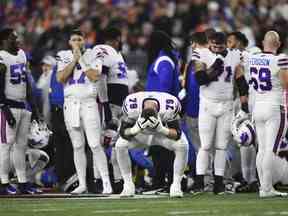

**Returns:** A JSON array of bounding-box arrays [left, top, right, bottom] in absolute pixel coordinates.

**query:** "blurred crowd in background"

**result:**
[[1, 0, 288, 78]]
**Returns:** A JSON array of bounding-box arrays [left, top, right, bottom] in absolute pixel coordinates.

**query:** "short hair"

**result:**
[[103, 27, 121, 42], [205, 28, 216, 40], [228, 31, 249, 48], [190, 32, 208, 45], [69, 28, 84, 38], [210, 32, 227, 44], [0, 28, 14, 43]]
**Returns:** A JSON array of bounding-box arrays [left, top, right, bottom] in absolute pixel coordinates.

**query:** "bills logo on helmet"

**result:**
[[231, 117, 256, 147], [28, 120, 52, 149]]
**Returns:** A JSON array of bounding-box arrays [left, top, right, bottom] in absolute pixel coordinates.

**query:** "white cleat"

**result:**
[[70, 185, 87, 194], [120, 182, 135, 197], [102, 181, 112, 194], [170, 183, 183, 198], [259, 189, 288, 198]]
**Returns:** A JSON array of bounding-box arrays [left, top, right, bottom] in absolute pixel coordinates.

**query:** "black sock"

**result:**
[[214, 175, 223, 185]]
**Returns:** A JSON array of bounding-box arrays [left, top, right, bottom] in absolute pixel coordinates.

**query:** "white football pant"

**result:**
[[197, 98, 233, 177], [0, 108, 31, 184], [253, 103, 287, 192], [64, 98, 110, 189]]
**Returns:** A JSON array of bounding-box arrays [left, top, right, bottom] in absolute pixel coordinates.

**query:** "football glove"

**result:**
[[207, 58, 224, 81], [149, 115, 170, 136], [1, 105, 16, 127]]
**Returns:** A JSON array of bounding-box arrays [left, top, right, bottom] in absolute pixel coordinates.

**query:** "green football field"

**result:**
[[0, 193, 287, 216]]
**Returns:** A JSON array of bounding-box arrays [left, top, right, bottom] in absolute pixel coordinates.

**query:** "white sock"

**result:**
[[173, 146, 188, 185], [196, 148, 210, 175], [116, 146, 133, 184], [111, 148, 122, 180], [0, 144, 11, 184], [13, 144, 28, 183], [262, 150, 273, 191], [256, 150, 264, 190], [214, 149, 226, 176], [91, 146, 110, 184], [240, 146, 257, 183], [93, 163, 101, 179], [73, 146, 87, 187]]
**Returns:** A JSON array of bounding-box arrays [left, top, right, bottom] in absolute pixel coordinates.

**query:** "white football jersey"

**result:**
[[194, 48, 242, 101], [56, 49, 99, 99], [247, 52, 288, 105], [92, 45, 128, 85], [122, 91, 181, 123], [0, 49, 27, 102]]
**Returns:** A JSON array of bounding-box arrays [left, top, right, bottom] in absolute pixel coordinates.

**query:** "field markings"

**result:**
[[168, 210, 219, 215], [92, 209, 140, 214], [264, 212, 288, 215]]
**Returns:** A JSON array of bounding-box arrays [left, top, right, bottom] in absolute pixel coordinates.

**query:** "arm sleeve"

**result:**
[[278, 56, 288, 70]]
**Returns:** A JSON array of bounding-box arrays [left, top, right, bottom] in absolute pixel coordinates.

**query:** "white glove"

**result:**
[[79, 52, 91, 72], [125, 116, 151, 136], [178, 88, 187, 101], [149, 116, 170, 136]]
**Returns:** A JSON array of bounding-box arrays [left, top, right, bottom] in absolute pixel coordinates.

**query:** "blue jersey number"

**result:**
[[117, 62, 127, 79], [68, 64, 86, 85], [249, 67, 272, 91], [10, 63, 26, 85]]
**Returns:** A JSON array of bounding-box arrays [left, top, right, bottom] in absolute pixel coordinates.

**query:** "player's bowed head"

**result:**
[[120, 99, 181, 141]]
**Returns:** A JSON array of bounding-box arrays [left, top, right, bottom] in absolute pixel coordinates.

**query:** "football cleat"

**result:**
[[18, 183, 38, 195], [120, 182, 135, 197], [70, 185, 87, 194], [213, 182, 226, 195], [1, 184, 17, 195], [259, 189, 288, 198], [170, 183, 183, 198]]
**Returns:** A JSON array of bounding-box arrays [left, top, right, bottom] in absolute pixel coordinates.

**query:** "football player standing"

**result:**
[[56, 29, 112, 194], [0, 28, 38, 194], [247, 31, 288, 198]]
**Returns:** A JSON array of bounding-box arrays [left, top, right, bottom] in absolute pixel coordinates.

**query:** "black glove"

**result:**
[[1, 105, 16, 127], [207, 58, 224, 81]]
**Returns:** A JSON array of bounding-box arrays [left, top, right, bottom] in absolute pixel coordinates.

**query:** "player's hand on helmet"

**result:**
[[1, 105, 16, 127]]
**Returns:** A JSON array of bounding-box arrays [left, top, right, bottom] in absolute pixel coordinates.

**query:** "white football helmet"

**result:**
[[28, 120, 52, 149], [101, 129, 118, 147], [231, 117, 255, 147]]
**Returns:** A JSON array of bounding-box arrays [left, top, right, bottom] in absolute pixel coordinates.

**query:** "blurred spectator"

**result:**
[[36, 55, 56, 125]]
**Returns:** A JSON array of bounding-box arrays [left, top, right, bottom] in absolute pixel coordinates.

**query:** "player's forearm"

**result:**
[[57, 60, 77, 84]]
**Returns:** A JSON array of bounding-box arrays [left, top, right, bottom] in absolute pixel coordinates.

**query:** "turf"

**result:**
[[0, 193, 287, 216]]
